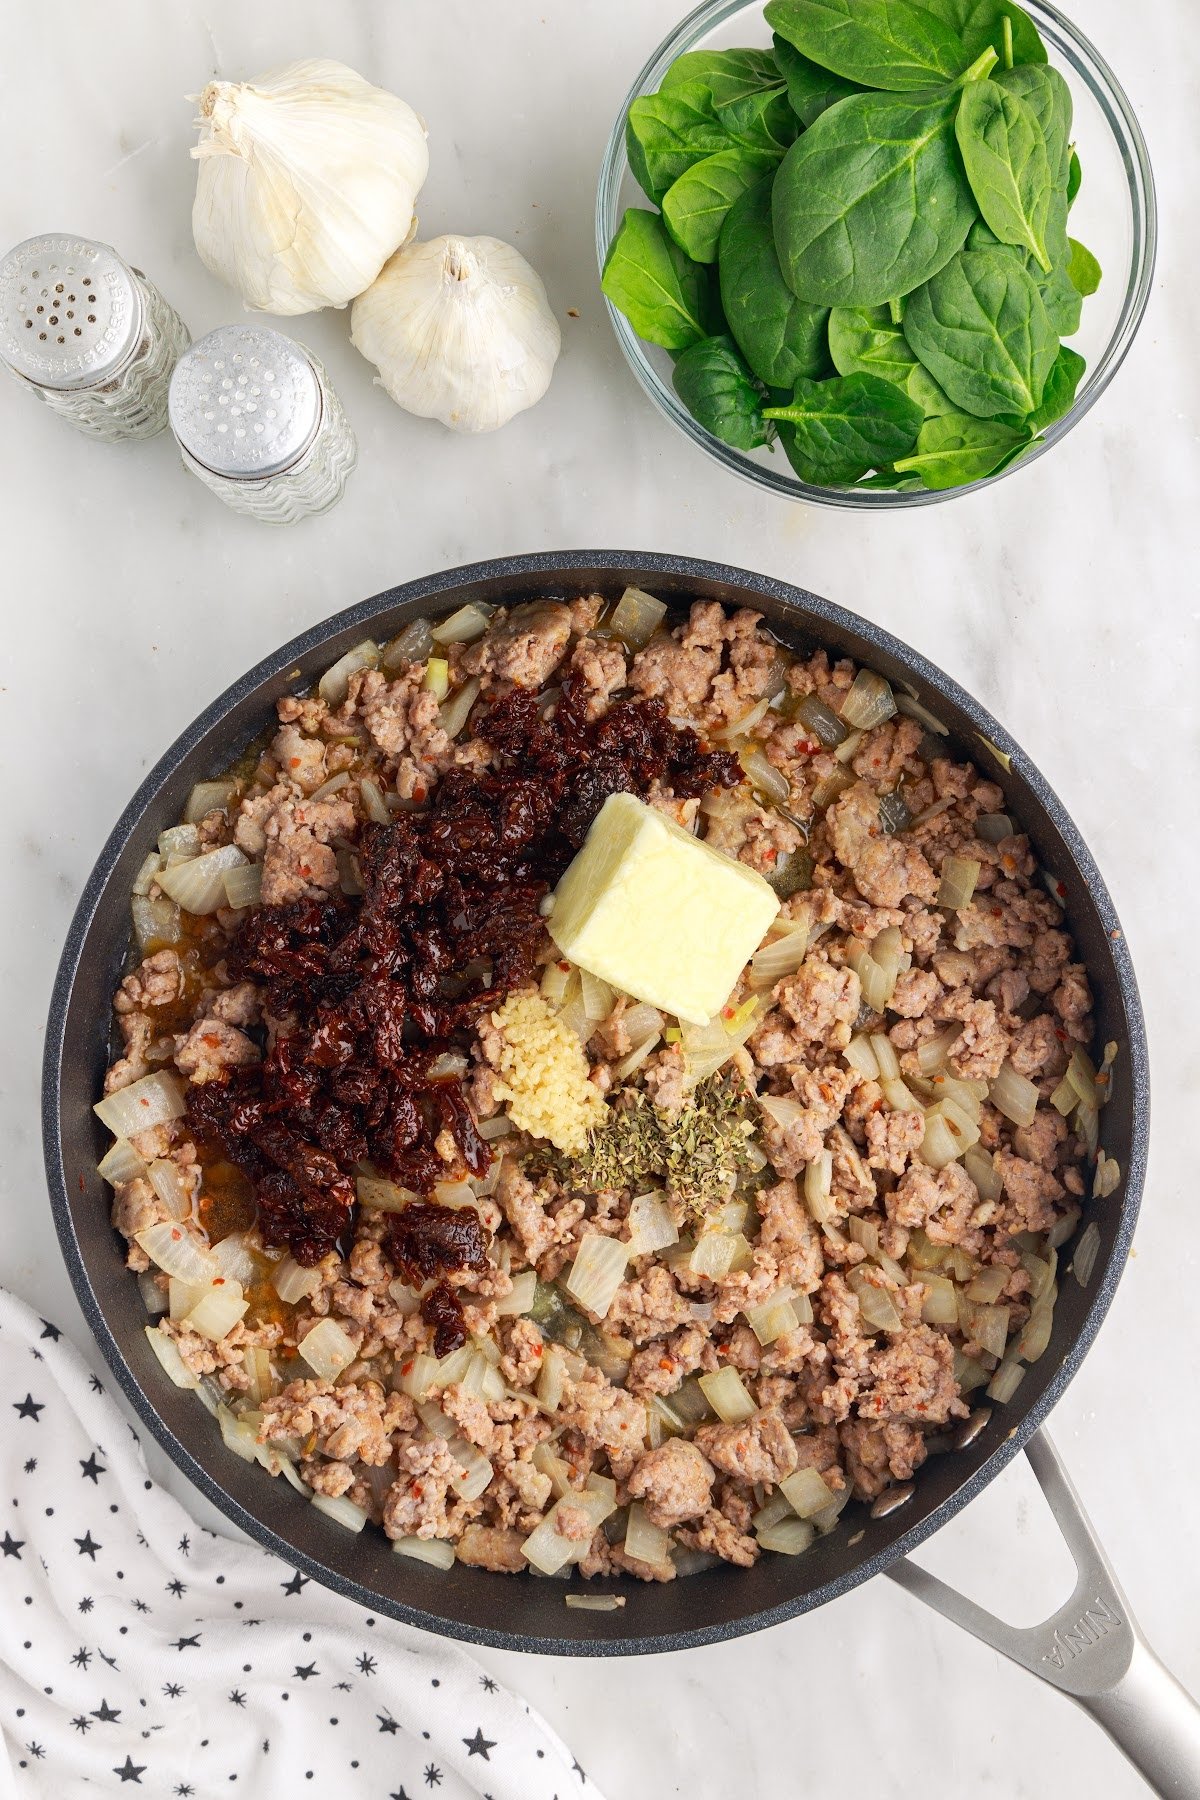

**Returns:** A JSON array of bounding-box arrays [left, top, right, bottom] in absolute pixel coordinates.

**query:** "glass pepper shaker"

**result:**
[[168, 324, 356, 524], [0, 234, 189, 441]]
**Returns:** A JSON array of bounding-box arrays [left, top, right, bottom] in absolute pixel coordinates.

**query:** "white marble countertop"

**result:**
[[1, 1, 1195, 1794]]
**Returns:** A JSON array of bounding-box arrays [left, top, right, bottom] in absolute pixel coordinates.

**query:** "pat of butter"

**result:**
[[548, 792, 780, 1026]]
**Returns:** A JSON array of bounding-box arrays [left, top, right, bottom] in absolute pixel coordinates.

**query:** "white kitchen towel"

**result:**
[[0, 1289, 603, 1800]]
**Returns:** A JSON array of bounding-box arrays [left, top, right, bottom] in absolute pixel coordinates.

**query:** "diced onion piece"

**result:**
[[927, 1097, 980, 1155], [681, 996, 760, 1085], [95, 1070, 186, 1139], [794, 692, 848, 747], [400, 1353, 440, 1400], [622, 1002, 666, 1047], [1018, 1286, 1057, 1361], [395, 1534, 456, 1568], [844, 938, 891, 1013], [698, 1367, 756, 1424], [223, 861, 263, 911], [834, 728, 865, 765], [627, 1191, 678, 1256], [871, 925, 903, 982], [564, 1593, 626, 1610], [894, 689, 949, 736], [917, 1024, 963, 1075], [718, 695, 772, 741], [447, 1439, 494, 1501], [532, 1442, 575, 1498], [184, 780, 237, 824], [986, 1356, 1026, 1404], [356, 1175, 419, 1213], [1064, 1046, 1099, 1109], [847, 1269, 903, 1332], [381, 1281, 419, 1318], [185, 1283, 248, 1342], [496, 1269, 539, 1317], [749, 925, 810, 991], [138, 1270, 168, 1316], [310, 771, 352, 803], [383, 618, 435, 670], [741, 748, 791, 807], [210, 1231, 256, 1286], [216, 1403, 259, 1462], [97, 1138, 148, 1185], [423, 657, 450, 701], [989, 1061, 1040, 1129], [689, 1231, 740, 1281], [744, 1293, 800, 1346], [624, 1502, 671, 1569], [157, 843, 248, 916], [148, 1158, 194, 1222], [243, 1345, 275, 1406], [565, 1233, 629, 1321], [882, 1077, 922, 1114], [439, 675, 482, 742], [477, 1112, 513, 1141], [359, 777, 392, 825], [919, 1112, 962, 1171], [840, 669, 896, 731], [135, 1222, 218, 1286], [318, 639, 380, 706], [963, 1144, 1002, 1202], [954, 1351, 990, 1393], [521, 1490, 616, 1576], [869, 1033, 901, 1082], [758, 1094, 807, 1133], [610, 586, 667, 650], [969, 1302, 1011, 1359], [757, 1516, 816, 1556], [780, 1467, 835, 1519], [1092, 1152, 1120, 1200], [540, 960, 572, 1005], [298, 1318, 357, 1381], [1073, 1221, 1101, 1287], [965, 1265, 1009, 1305], [159, 823, 201, 860], [1050, 1075, 1076, 1117], [144, 1324, 200, 1389], [753, 1492, 793, 1532], [429, 1344, 475, 1389], [920, 1274, 958, 1325], [975, 812, 1014, 844], [311, 1492, 368, 1533], [804, 1150, 834, 1224], [580, 969, 616, 1022], [843, 1034, 881, 1081], [431, 602, 493, 645], [938, 855, 981, 911], [132, 894, 181, 949], [337, 849, 364, 897], [132, 852, 163, 896], [169, 1277, 206, 1322], [273, 1255, 322, 1304]]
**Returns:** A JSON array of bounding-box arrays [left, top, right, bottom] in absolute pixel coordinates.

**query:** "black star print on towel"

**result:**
[[165, 1578, 186, 1597], [479, 1675, 498, 1693], [70, 1647, 92, 1669], [463, 1728, 496, 1760], [356, 1652, 377, 1676], [170, 1634, 201, 1651], [293, 1662, 318, 1681], [71, 1716, 92, 1734], [13, 1393, 44, 1421], [78, 1595, 94, 1613], [424, 1768, 442, 1789], [377, 1710, 399, 1735], [1, 1531, 23, 1559], [22, 1457, 36, 1473], [75, 1531, 101, 1560], [80, 1452, 106, 1482], [281, 1570, 309, 1596], [162, 1683, 184, 1699], [113, 1755, 146, 1783], [39, 1319, 62, 1341], [92, 1699, 121, 1723], [229, 1689, 247, 1707]]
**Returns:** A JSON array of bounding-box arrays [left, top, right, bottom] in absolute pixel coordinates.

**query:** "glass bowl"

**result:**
[[595, 0, 1156, 508]]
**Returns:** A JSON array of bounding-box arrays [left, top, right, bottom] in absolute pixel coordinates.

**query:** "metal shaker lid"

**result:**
[[168, 325, 322, 480], [0, 235, 143, 390]]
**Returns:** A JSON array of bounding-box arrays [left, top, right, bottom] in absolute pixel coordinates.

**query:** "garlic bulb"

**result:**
[[191, 59, 428, 315], [350, 235, 561, 433]]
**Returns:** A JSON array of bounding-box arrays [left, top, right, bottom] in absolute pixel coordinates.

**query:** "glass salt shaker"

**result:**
[[0, 234, 189, 441], [168, 324, 356, 524]]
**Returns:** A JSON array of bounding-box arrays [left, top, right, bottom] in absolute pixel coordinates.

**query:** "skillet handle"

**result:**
[[886, 1429, 1200, 1798]]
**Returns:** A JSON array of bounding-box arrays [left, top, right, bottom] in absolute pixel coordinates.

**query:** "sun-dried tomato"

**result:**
[[420, 1280, 470, 1357], [385, 1201, 490, 1287], [185, 666, 739, 1267]]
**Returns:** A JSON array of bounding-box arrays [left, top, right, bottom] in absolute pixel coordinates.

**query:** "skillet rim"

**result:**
[[41, 549, 1150, 1655]]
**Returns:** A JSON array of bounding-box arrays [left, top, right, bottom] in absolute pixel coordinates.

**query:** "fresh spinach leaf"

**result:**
[[714, 83, 800, 152], [1025, 343, 1085, 429], [1066, 237, 1101, 296], [625, 86, 735, 204], [772, 87, 977, 306], [601, 209, 718, 350], [673, 334, 775, 449], [828, 305, 955, 413], [764, 371, 923, 482], [997, 64, 1071, 182], [765, 0, 970, 90], [903, 246, 1059, 416], [916, 0, 1046, 67], [771, 32, 865, 126], [893, 409, 1029, 485], [1067, 147, 1082, 206], [663, 148, 779, 263], [661, 48, 785, 106], [956, 77, 1061, 272], [855, 468, 925, 489], [719, 174, 831, 384], [1034, 254, 1082, 336]]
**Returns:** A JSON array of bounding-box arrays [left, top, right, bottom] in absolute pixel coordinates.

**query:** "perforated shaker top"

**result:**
[[168, 325, 323, 479], [0, 235, 143, 390]]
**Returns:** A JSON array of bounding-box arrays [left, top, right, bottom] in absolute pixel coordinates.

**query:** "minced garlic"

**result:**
[[489, 990, 606, 1154]]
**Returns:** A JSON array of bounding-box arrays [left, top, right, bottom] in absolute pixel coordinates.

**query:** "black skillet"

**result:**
[[41, 553, 1200, 1794]]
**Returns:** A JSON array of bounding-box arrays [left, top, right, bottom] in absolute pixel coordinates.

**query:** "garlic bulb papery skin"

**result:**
[[350, 235, 561, 433], [191, 59, 429, 316]]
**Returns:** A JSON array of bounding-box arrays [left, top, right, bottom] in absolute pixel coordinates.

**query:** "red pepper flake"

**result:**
[[558, 960, 571, 973], [412, 1483, 424, 1499], [400, 1360, 414, 1376], [289, 756, 302, 769], [412, 784, 428, 804], [762, 847, 778, 864], [1054, 1027, 1068, 1042], [532, 1341, 543, 1357], [658, 1358, 674, 1372], [1056, 881, 1067, 899]]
